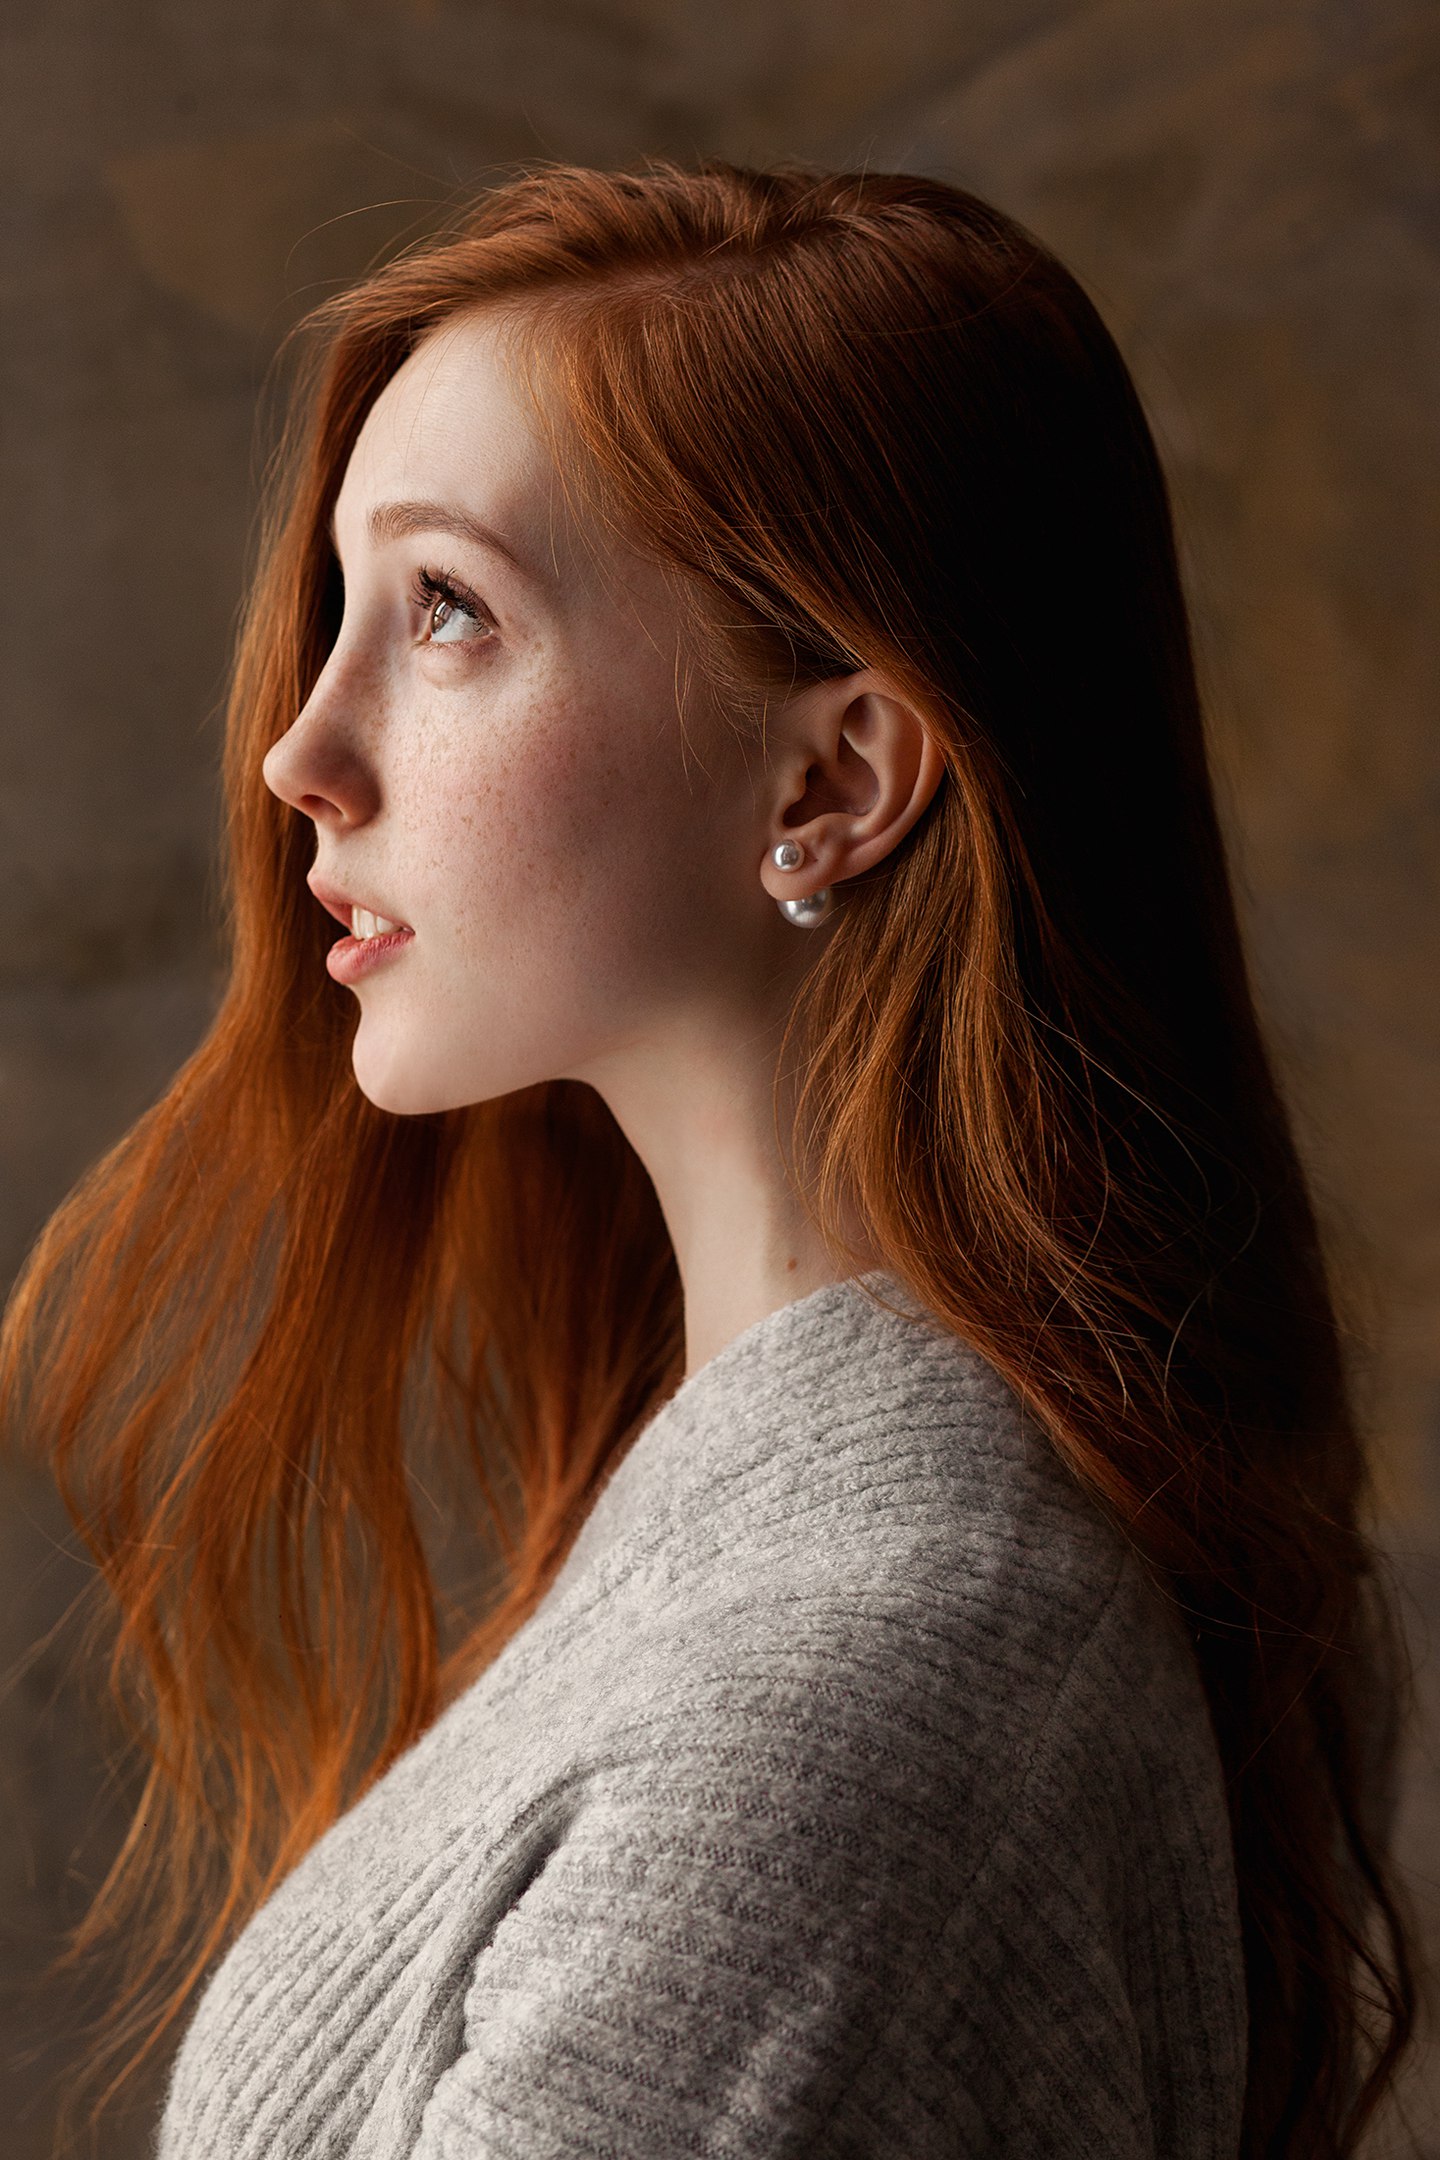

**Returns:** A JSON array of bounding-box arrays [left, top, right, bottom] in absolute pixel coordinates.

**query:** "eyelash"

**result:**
[[409, 563, 494, 644]]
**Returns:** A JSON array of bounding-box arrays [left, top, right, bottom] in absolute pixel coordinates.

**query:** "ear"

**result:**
[[756, 667, 948, 911]]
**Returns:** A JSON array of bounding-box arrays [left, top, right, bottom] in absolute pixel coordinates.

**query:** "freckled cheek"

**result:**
[[402, 722, 642, 953]]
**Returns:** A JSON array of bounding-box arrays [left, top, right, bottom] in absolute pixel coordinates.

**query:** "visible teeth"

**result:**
[[351, 907, 402, 940]]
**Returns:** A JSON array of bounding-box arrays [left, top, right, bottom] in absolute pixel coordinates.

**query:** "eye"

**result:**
[[411, 564, 495, 648]]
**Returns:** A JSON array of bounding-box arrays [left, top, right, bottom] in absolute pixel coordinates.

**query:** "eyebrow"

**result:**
[[330, 497, 532, 579]]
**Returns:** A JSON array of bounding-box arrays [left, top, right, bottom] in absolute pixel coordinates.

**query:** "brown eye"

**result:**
[[428, 595, 485, 644], [412, 565, 494, 647]]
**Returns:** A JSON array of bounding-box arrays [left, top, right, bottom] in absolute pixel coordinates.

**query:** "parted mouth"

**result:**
[[307, 873, 414, 939], [348, 907, 409, 941]]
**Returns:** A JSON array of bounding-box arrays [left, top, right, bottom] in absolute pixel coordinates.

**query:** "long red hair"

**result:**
[[1, 160, 1418, 2153]]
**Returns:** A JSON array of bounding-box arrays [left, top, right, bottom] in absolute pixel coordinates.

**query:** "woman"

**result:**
[[1, 160, 1416, 2157]]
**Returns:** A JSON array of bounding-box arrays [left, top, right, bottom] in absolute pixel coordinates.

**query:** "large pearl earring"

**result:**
[[771, 839, 835, 927]]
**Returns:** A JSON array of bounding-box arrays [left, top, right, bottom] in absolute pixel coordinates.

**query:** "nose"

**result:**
[[262, 657, 381, 830]]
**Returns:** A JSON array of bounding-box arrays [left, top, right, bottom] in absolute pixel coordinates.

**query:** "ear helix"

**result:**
[[771, 839, 836, 928]]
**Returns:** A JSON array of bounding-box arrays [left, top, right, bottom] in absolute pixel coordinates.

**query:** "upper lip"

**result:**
[[307, 872, 412, 932]]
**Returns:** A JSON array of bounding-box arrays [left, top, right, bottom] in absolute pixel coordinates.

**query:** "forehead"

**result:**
[[329, 305, 693, 644], [334, 310, 556, 547]]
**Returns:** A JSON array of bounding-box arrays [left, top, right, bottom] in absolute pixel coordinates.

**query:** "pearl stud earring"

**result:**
[[771, 839, 835, 927]]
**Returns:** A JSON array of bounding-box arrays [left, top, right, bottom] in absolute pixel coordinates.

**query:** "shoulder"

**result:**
[[580, 1314, 1197, 1850], [532, 1276, 1228, 1897], [647, 1299, 1148, 1709]]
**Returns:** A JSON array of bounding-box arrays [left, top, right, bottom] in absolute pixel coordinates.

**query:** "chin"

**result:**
[[351, 1026, 512, 1118], [350, 1032, 445, 1117]]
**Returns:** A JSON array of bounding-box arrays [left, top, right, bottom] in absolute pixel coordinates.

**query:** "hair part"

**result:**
[[0, 158, 1418, 2153]]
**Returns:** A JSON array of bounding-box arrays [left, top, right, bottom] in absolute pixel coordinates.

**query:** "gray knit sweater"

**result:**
[[157, 1269, 1247, 2158]]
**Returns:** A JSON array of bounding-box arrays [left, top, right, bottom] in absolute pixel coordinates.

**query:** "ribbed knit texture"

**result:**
[[156, 1268, 1247, 2158]]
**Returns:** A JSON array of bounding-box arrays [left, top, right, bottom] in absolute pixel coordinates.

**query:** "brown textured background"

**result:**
[[2, 3, 1437, 2152]]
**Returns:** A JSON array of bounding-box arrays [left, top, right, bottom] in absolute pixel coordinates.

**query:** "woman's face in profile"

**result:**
[[262, 308, 775, 1116]]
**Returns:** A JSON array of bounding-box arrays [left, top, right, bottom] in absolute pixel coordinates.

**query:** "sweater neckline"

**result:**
[[541, 1266, 932, 1601], [670, 1265, 913, 1406]]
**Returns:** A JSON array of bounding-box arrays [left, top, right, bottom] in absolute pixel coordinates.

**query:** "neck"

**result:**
[[573, 1000, 879, 1382]]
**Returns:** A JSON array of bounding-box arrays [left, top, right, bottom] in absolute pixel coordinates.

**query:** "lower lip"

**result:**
[[326, 928, 415, 984]]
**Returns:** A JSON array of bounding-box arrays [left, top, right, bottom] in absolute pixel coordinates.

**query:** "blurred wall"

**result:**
[[3, 2, 1437, 2152]]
